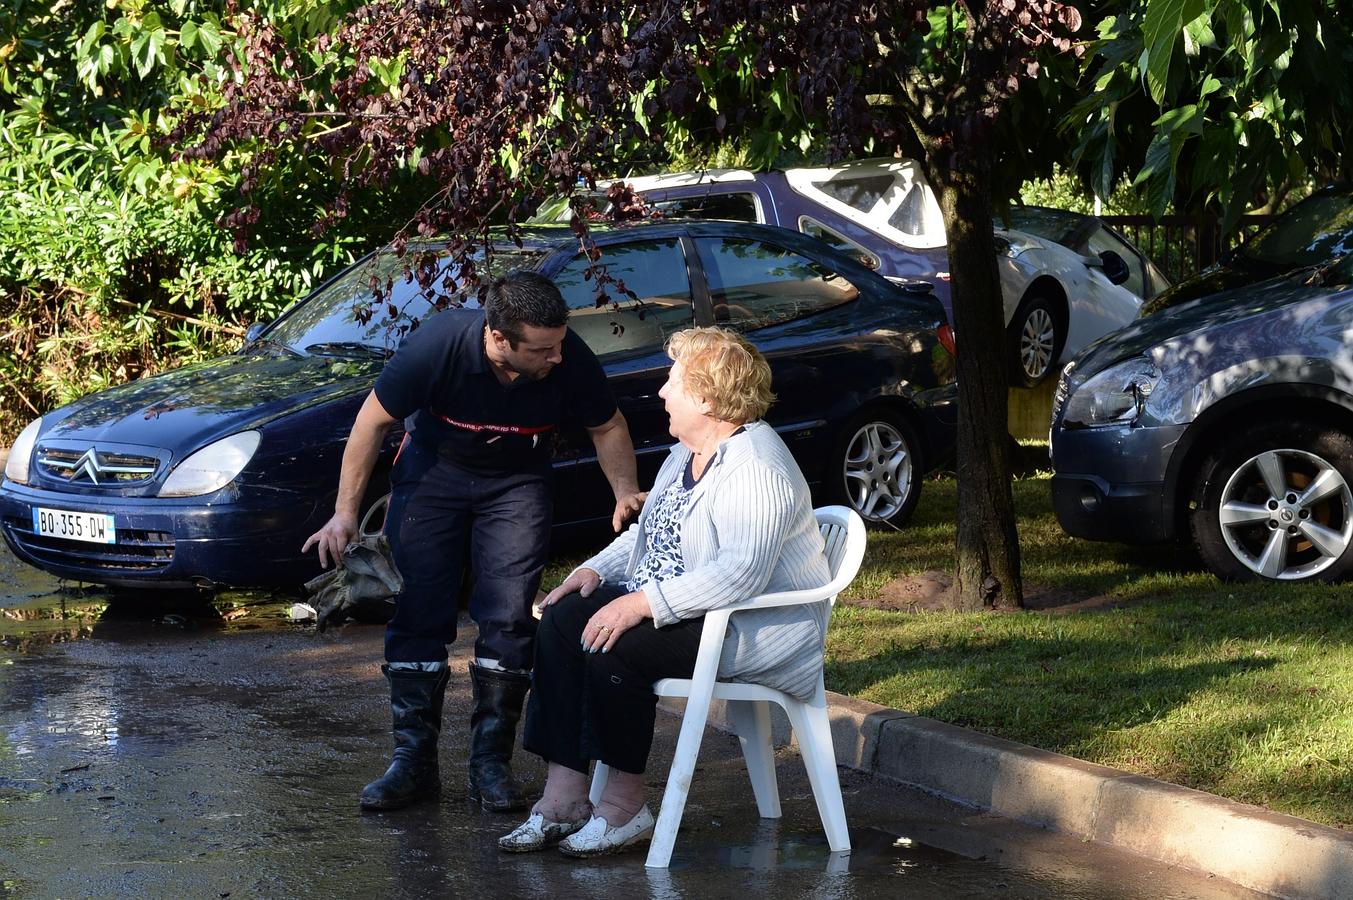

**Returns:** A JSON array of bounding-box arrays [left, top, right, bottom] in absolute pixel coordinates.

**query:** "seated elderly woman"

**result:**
[[498, 326, 831, 858]]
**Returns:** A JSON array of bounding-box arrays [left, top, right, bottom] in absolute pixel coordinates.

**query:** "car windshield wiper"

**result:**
[[243, 337, 303, 358], [303, 341, 391, 359]]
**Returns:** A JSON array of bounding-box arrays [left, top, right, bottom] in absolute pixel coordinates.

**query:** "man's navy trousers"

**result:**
[[383, 437, 550, 670]]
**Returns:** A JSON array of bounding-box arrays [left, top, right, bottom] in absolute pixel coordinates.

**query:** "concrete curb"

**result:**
[[661, 691, 1353, 900]]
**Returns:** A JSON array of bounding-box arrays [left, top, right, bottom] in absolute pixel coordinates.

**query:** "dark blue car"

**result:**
[[1, 220, 957, 591], [1051, 255, 1353, 583]]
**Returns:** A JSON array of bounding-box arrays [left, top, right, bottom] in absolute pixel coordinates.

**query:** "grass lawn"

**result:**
[[828, 470, 1353, 830]]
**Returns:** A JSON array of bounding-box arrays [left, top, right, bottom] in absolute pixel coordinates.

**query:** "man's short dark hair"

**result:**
[[484, 271, 568, 346]]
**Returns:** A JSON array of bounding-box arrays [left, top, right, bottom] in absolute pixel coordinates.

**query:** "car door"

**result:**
[[688, 230, 864, 465], [542, 234, 700, 528]]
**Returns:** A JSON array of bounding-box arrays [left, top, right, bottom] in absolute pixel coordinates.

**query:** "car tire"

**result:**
[[1190, 420, 1353, 582], [826, 408, 923, 528], [1007, 292, 1065, 388]]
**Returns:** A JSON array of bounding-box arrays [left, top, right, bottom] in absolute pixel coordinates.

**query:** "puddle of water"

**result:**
[[0, 545, 305, 648]]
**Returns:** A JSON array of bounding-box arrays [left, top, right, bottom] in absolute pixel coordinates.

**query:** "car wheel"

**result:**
[[1008, 292, 1065, 387], [828, 409, 922, 528], [1190, 421, 1353, 582]]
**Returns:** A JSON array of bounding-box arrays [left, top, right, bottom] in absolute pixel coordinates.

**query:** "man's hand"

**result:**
[[301, 511, 359, 569], [588, 409, 643, 532], [581, 591, 651, 653], [538, 567, 602, 611], [611, 490, 647, 532]]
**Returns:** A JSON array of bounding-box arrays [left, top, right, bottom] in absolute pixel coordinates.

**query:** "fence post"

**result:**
[[1195, 215, 1221, 271]]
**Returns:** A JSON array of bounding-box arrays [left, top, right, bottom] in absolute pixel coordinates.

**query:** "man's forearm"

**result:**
[[591, 415, 640, 497], [334, 429, 386, 518], [334, 394, 398, 518]]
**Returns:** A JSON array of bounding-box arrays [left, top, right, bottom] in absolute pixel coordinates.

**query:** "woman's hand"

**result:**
[[582, 591, 651, 653], [538, 567, 602, 611]]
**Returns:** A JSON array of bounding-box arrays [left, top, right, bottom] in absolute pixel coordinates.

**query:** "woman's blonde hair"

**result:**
[[666, 327, 775, 423]]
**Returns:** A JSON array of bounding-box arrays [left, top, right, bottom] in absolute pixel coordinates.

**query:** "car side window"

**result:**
[[695, 238, 859, 332], [1085, 227, 1146, 298], [810, 173, 894, 217], [798, 216, 881, 270], [553, 238, 695, 359], [649, 192, 759, 222]]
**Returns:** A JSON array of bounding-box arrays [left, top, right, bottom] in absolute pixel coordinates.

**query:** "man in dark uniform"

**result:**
[[303, 271, 643, 812]]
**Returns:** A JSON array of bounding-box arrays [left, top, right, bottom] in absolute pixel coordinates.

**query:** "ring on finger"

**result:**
[[598, 624, 612, 633]]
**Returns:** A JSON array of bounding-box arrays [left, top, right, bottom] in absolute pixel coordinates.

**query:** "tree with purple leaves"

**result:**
[[176, 1, 1087, 611]]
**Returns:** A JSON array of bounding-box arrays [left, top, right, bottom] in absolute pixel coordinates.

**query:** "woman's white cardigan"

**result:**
[[580, 420, 832, 700]]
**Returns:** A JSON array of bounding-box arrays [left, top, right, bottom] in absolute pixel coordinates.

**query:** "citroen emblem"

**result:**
[[72, 449, 102, 484]]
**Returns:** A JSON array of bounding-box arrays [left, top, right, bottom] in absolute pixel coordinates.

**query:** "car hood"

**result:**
[[993, 227, 1062, 261], [1071, 268, 1329, 376], [1139, 258, 1279, 316], [39, 350, 382, 455]]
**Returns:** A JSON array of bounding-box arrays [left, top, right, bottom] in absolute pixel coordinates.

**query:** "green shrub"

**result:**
[[0, 1, 427, 442]]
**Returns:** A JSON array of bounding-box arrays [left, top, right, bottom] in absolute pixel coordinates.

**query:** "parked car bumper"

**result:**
[[0, 479, 325, 590], [1050, 422, 1188, 543]]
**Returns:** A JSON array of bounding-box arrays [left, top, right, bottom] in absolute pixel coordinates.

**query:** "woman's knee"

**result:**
[[584, 646, 653, 700], [538, 592, 591, 646]]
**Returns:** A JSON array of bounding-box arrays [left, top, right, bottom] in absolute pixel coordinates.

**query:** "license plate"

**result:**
[[32, 508, 116, 544]]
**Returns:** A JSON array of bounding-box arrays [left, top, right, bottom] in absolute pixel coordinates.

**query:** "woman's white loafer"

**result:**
[[498, 812, 589, 853], [557, 806, 655, 858]]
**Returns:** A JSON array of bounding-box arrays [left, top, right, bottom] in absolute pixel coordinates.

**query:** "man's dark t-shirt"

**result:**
[[374, 309, 617, 474]]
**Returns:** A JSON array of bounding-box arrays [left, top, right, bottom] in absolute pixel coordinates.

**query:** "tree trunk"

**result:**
[[931, 164, 1024, 611]]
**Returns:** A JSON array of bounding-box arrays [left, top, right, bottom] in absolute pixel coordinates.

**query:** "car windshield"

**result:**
[[529, 193, 606, 223], [1242, 189, 1353, 268], [1001, 207, 1086, 246], [263, 245, 549, 355]]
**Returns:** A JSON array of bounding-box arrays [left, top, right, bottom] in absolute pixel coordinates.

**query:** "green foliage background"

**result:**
[[0, 0, 439, 442]]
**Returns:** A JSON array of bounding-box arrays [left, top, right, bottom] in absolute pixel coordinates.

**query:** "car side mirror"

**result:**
[[1090, 250, 1131, 286], [244, 322, 268, 344]]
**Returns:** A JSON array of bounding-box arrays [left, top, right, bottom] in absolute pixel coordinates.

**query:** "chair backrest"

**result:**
[[813, 505, 867, 609]]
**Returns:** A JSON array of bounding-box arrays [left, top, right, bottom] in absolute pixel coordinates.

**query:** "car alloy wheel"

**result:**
[[1216, 447, 1353, 580], [1192, 421, 1353, 583], [1007, 292, 1065, 388], [840, 418, 915, 524], [1019, 306, 1056, 382]]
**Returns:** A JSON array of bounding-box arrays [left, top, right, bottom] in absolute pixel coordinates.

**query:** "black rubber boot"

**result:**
[[360, 665, 450, 811], [466, 662, 531, 812]]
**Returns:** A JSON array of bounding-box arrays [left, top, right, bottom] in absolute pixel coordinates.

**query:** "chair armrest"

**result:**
[[721, 587, 837, 612]]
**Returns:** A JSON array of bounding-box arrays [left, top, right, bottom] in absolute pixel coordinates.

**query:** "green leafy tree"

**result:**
[[1070, 0, 1352, 225], [0, 1, 434, 440]]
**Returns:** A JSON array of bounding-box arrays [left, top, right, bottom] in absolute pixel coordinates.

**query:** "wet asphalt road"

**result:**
[[0, 548, 1267, 900]]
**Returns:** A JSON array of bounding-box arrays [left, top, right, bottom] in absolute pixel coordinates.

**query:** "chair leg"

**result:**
[[589, 762, 610, 807], [727, 699, 781, 819], [783, 697, 850, 853], [646, 691, 714, 868]]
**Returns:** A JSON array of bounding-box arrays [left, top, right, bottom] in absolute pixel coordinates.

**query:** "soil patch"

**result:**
[[850, 569, 1136, 613]]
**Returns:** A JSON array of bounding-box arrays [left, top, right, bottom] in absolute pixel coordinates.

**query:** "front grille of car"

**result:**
[[3, 517, 175, 572], [36, 447, 159, 487]]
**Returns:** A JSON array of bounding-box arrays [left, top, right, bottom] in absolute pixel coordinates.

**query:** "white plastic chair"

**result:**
[[589, 505, 867, 868]]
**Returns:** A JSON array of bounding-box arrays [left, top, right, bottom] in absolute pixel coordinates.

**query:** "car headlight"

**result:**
[[159, 432, 261, 497], [3, 417, 43, 484], [1061, 357, 1161, 428]]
